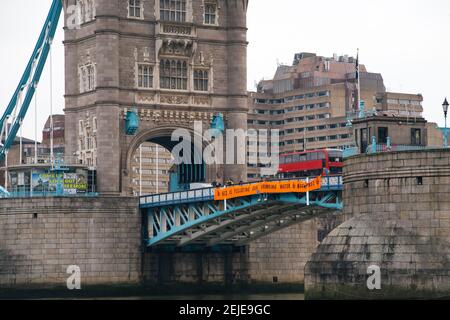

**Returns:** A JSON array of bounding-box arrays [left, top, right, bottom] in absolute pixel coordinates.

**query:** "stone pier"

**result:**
[[305, 149, 450, 299]]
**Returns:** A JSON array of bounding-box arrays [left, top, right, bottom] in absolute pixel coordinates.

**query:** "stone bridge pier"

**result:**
[[305, 149, 450, 299]]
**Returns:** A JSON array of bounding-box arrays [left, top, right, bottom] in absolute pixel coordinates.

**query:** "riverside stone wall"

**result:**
[[0, 197, 141, 288], [0, 196, 335, 290]]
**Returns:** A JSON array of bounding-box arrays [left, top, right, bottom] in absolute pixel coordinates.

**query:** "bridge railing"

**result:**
[[344, 143, 434, 158], [140, 176, 343, 208], [4, 184, 98, 198], [366, 144, 429, 154], [140, 187, 214, 207]]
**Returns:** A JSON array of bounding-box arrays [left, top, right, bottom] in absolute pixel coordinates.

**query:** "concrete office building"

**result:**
[[130, 142, 172, 195], [246, 52, 435, 180]]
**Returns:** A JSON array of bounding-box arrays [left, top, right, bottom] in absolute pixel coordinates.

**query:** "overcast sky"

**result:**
[[1, 0, 450, 141]]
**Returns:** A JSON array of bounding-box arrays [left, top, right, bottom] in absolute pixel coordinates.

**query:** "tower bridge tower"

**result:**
[[63, 0, 249, 195]]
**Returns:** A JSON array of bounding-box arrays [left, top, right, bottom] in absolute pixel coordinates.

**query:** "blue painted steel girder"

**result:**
[[143, 189, 342, 247], [0, 0, 62, 160]]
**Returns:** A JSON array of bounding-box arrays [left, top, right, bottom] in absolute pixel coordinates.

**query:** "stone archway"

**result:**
[[123, 125, 220, 196]]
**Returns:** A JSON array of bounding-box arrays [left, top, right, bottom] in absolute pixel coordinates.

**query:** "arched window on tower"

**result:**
[[194, 69, 209, 92]]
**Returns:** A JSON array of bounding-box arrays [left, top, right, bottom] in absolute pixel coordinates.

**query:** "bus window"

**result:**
[[309, 152, 318, 161], [330, 166, 342, 174], [293, 154, 300, 162], [329, 150, 343, 162], [299, 154, 307, 162], [318, 152, 326, 160], [286, 155, 293, 163]]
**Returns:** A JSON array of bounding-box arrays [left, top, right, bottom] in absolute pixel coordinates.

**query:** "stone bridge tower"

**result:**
[[63, 0, 249, 195]]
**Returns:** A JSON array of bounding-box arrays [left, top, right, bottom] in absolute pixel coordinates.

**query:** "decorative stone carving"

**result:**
[[192, 95, 211, 106], [161, 23, 196, 37], [143, 47, 150, 62], [159, 39, 196, 57], [160, 94, 189, 105], [136, 93, 155, 104]]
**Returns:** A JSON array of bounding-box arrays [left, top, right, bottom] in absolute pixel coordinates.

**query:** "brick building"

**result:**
[[42, 115, 65, 157]]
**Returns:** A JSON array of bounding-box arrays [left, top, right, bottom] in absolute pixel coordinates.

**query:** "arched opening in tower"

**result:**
[[130, 136, 208, 196]]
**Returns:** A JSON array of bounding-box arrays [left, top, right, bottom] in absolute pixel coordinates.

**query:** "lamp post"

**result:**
[[443, 98, 449, 148]]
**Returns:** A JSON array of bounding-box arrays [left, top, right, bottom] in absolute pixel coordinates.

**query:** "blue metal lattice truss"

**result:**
[[140, 176, 343, 247]]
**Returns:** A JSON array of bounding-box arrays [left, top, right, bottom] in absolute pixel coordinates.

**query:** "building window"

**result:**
[[87, 65, 95, 91], [79, 120, 84, 135], [160, 59, 188, 90], [194, 69, 209, 91], [378, 127, 388, 144], [138, 64, 153, 88], [411, 129, 422, 146], [80, 64, 96, 93], [129, 0, 143, 18], [160, 0, 186, 22], [93, 117, 97, 132], [204, 2, 217, 25]]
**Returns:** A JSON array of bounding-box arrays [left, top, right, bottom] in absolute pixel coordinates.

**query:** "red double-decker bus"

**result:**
[[278, 149, 343, 178]]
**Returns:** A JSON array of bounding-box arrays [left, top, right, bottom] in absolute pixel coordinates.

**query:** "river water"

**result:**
[[93, 293, 305, 300]]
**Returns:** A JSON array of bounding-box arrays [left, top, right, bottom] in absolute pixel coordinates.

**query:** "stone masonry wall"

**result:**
[[305, 149, 450, 299], [142, 216, 339, 287], [0, 197, 141, 288], [0, 195, 334, 290]]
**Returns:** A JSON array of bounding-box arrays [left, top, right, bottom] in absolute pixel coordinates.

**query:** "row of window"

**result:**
[[137, 59, 209, 92], [133, 168, 169, 175], [254, 91, 330, 105], [134, 158, 172, 164], [128, 0, 218, 25], [282, 123, 348, 134], [81, 62, 209, 93], [247, 134, 351, 150], [249, 119, 346, 129], [387, 99, 422, 106], [284, 134, 350, 145], [133, 180, 169, 187], [253, 103, 330, 116], [139, 146, 170, 153], [137, 62, 209, 91]]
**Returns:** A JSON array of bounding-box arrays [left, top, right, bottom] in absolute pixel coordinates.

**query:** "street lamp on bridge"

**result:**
[[443, 98, 449, 148]]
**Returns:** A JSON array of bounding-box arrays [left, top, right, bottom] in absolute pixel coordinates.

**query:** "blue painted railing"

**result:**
[[366, 144, 430, 154]]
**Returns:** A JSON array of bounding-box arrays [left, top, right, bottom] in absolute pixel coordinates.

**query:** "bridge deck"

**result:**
[[140, 176, 343, 248], [140, 176, 342, 209]]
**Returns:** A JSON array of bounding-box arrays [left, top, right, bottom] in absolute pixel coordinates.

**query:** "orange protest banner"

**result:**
[[213, 177, 322, 201]]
